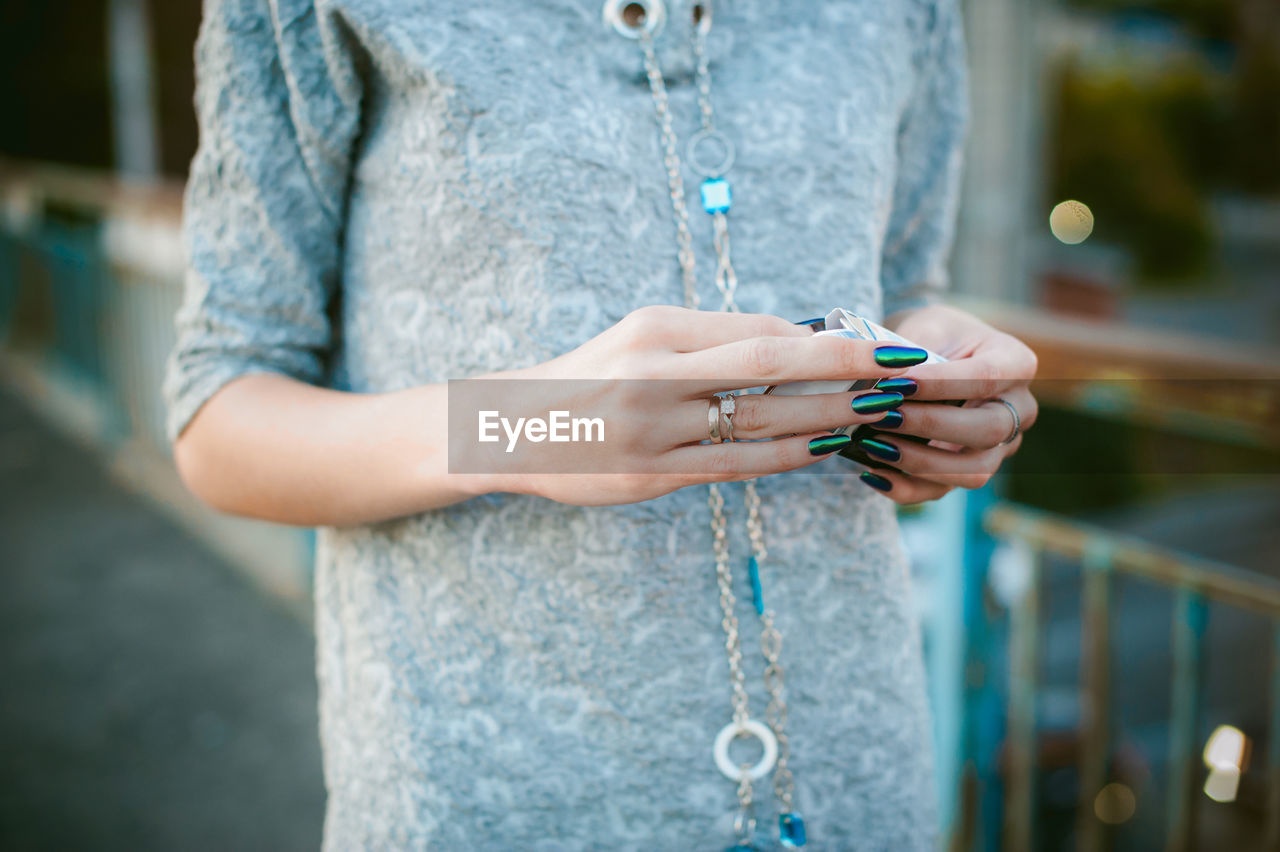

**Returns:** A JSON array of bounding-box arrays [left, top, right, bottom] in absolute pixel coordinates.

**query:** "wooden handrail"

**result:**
[[964, 298, 1280, 382], [0, 157, 183, 226], [962, 298, 1280, 450]]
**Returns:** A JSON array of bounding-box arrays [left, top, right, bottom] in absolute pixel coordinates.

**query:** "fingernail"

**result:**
[[857, 436, 901, 462], [808, 433, 852, 456], [874, 410, 904, 429], [860, 471, 893, 492], [850, 391, 904, 414], [874, 345, 929, 368], [874, 377, 918, 397]]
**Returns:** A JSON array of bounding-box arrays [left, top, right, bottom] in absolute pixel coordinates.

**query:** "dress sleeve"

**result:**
[[879, 0, 969, 319], [163, 0, 364, 442]]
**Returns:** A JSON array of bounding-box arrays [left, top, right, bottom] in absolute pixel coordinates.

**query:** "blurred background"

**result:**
[[1, 0, 1277, 849]]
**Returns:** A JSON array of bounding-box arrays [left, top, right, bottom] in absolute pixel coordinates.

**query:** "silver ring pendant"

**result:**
[[687, 128, 735, 178], [602, 0, 666, 39], [713, 719, 779, 781]]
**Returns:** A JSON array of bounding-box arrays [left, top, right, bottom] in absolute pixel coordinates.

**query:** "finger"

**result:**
[[852, 433, 1019, 490], [878, 386, 1037, 449], [857, 467, 953, 506], [902, 338, 1037, 402], [661, 431, 854, 479], [677, 334, 930, 394], [1007, 387, 1039, 432], [668, 389, 907, 445], [618, 305, 814, 352]]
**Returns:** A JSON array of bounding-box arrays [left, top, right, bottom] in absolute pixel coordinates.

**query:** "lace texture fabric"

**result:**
[[164, 0, 968, 847]]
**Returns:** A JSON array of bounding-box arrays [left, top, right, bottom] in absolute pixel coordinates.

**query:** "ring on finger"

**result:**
[[719, 394, 738, 442], [991, 397, 1021, 445], [707, 397, 723, 443]]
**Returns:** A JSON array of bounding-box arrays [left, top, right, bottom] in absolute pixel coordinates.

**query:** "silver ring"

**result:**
[[602, 0, 666, 39], [719, 394, 737, 442], [707, 397, 723, 443], [686, 128, 735, 178], [992, 397, 1021, 445]]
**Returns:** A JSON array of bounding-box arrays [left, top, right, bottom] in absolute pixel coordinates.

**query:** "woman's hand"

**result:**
[[176, 305, 928, 526], [472, 305, 931, 506], [852, 304, 1039, 504]]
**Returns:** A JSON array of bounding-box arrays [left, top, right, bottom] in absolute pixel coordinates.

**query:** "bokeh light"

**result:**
[[1204, 766, 1241, 803], [1203, 724, 1247, 769], [1049, 199, 1094, 244], [1093, 782, 1137, 825], [1202, 724, 1249, 803]]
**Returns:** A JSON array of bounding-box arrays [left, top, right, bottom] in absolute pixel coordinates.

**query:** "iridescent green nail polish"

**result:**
[[860, 471, 893, 492], [850, 391, 904, 414], [874, 345, 928, 368], [874, 377, 918, 397], [875, 410, 904, 429], [858, 436, 901, 462], [808, 434, 852, 456]]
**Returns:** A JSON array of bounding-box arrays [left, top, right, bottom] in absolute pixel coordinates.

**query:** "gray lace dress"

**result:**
[[164, 0, 968, 848]]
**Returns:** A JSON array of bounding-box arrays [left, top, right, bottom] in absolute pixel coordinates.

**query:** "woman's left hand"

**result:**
[[856, 304, 1039, 504]]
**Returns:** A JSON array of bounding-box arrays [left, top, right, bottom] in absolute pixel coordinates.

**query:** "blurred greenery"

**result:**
[[1004, 406, 1280, 516], [1051, 60, 1219, 281], [1233, 42, 1280, 191], [1005, 408, 1146, 512], [1051, 0, 1280, 285], [1067, 0, 1237, 41]]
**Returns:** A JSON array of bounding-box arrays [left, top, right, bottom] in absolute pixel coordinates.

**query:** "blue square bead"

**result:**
[[701, 178, 732, 214], [780, 812, 807, 847]]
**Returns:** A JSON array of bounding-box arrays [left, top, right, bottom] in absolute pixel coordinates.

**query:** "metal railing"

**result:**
[[985, 502, 1280, 851], [0, 158, 315, 604]]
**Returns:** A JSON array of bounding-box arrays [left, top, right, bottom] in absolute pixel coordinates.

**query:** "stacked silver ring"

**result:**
[[707, 394, 738, 443]]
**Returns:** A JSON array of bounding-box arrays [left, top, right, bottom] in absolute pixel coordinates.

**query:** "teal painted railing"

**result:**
[[984, 502, 1280, 852], [0, 160, 315, 602]]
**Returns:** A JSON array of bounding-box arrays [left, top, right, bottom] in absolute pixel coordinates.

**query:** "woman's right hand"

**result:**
[[469, 306, 929, 506]]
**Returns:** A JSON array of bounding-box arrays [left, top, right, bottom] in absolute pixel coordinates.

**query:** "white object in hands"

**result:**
[[766, 307, 947, 399]]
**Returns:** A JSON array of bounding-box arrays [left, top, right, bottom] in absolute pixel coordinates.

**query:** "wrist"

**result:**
[[454, 470, 524, 500], [405, 375, 538, 504]]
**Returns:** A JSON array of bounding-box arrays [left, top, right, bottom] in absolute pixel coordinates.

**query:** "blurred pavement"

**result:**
[[0, 388, 324, 851]]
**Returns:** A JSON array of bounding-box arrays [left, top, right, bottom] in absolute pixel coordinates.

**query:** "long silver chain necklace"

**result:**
[[604, 2, 806, 848]]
